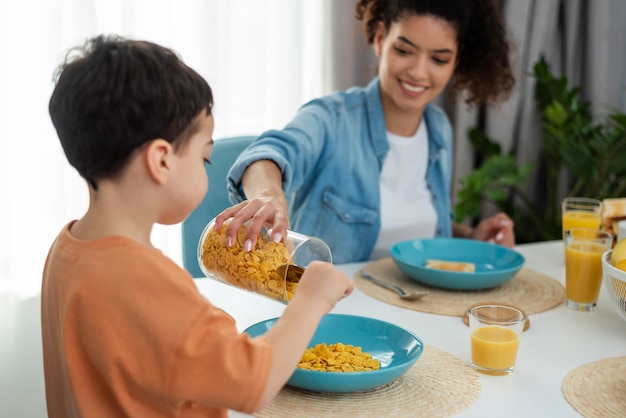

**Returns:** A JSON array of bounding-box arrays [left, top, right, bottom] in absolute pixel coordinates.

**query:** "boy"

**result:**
[[42, 35, 354, 417]]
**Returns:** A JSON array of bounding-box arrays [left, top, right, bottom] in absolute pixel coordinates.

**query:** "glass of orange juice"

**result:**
[[564, 228, 613, 311], [469, 305, 526, 375], [562, 197, 603, 237]]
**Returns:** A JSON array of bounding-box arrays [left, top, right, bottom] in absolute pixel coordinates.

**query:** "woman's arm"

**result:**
[[452, 222, 473, 239], [214, 160, 290, 250], [453, 213, 515, 247]]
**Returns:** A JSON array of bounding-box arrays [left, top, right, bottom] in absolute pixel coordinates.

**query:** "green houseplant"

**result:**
[[455, 56, 626, 243]]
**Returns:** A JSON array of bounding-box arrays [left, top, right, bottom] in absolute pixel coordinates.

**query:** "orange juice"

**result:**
[[562, 211, 601, 234], [565, 242, 606, 303], [471, 326, 520, 373]]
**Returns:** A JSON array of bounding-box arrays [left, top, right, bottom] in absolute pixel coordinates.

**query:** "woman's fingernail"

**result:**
[[496, 232, 504, 241], [226, 236, 233, 247], [245, 239, 253, 251], [273, 232, 283, 243]]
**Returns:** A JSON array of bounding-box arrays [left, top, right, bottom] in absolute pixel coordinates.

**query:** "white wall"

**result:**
[[1, 294, 46, 417]]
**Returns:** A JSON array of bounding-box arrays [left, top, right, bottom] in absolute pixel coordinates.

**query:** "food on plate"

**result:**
[[426, 259, 476, 273], [297, 342, 381, 372], [200, 221, 296, 302], [602, 198, 626, 241]]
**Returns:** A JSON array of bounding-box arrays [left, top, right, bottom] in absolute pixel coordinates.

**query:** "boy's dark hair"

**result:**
[[49, 34, 214, 189]]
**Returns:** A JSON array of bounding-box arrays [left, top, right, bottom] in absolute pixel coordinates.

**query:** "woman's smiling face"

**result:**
[[374, 14, 458, 122]]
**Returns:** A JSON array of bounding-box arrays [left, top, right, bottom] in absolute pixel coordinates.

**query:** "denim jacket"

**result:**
[[228, 77, 453, 263]]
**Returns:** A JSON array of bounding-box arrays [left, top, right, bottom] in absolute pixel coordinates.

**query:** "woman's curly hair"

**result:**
[[355, 0, 515, 107]]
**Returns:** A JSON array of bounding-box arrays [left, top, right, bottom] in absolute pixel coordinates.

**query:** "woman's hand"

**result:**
[[213, 159, 290, 250], [213, 197, 290, 251], [471, 212, 515, 247]]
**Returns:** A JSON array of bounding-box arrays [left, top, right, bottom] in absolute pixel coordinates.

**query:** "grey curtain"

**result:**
[[324, 0, 626, 236]]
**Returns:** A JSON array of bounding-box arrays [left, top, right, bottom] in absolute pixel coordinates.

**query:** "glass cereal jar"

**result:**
[[197, 218, 332, 303]]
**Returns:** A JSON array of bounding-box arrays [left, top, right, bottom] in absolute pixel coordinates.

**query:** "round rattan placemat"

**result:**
[[355, 257, 564, 316], [254, 345, 481, 418], [562, 356, 626, 418]]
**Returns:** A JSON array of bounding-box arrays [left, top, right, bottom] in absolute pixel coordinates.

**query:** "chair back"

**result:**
[[182, 135, 255, 277]]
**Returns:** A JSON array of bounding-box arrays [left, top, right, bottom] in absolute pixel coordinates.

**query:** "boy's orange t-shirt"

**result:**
[[41, 222, 272, 418]]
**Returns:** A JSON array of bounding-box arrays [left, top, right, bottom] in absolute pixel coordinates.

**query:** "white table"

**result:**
[[2, 241, 625, 417], [196, 241, 626, 417]]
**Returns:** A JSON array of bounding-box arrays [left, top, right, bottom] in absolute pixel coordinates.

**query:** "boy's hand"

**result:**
[[291, 261, 354, 314]]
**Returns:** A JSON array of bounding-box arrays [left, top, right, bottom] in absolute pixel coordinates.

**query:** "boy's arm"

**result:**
[[253, 261, 354, 411]]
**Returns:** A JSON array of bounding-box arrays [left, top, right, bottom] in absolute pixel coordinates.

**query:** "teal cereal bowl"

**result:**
[[390, 238, 525, 290], [244, 314, 424, 392]]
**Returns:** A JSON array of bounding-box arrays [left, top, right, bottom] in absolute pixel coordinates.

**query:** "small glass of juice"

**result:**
[[561, 197, 603, 238], [469, 305, 526, 375], [564, 228, 613, 311]]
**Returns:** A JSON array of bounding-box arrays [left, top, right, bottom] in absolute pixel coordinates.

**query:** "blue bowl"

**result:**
[[389, 238, 525, 290], [244, 314, 424, 393]]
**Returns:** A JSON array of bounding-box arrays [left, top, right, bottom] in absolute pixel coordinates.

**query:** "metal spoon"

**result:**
[[360, 271, 430, 301]]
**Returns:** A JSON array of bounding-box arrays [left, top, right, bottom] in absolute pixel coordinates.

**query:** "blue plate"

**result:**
[[244, 314, 424, 393], [389, 238, 525, 290]]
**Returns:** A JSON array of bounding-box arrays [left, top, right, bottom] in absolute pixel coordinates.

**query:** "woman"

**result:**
[[219, 0, 516, 264]]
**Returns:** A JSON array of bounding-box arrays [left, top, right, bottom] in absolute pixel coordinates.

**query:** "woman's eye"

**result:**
[[432, 57, 451, 65], [393, 46, 409, 55], [203, 158, 212, 166]]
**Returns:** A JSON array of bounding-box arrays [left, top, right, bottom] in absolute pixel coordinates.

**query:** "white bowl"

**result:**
[[601, 250, 626, 321]]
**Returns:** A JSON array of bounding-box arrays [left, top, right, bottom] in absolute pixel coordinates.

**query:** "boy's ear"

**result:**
[[144, 139, 173, 185]]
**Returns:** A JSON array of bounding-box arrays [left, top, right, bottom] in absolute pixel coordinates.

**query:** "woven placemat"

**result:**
[[255, 345, 481, 418], [562, 356, 626, 418], [355, 257, 564, 316]]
